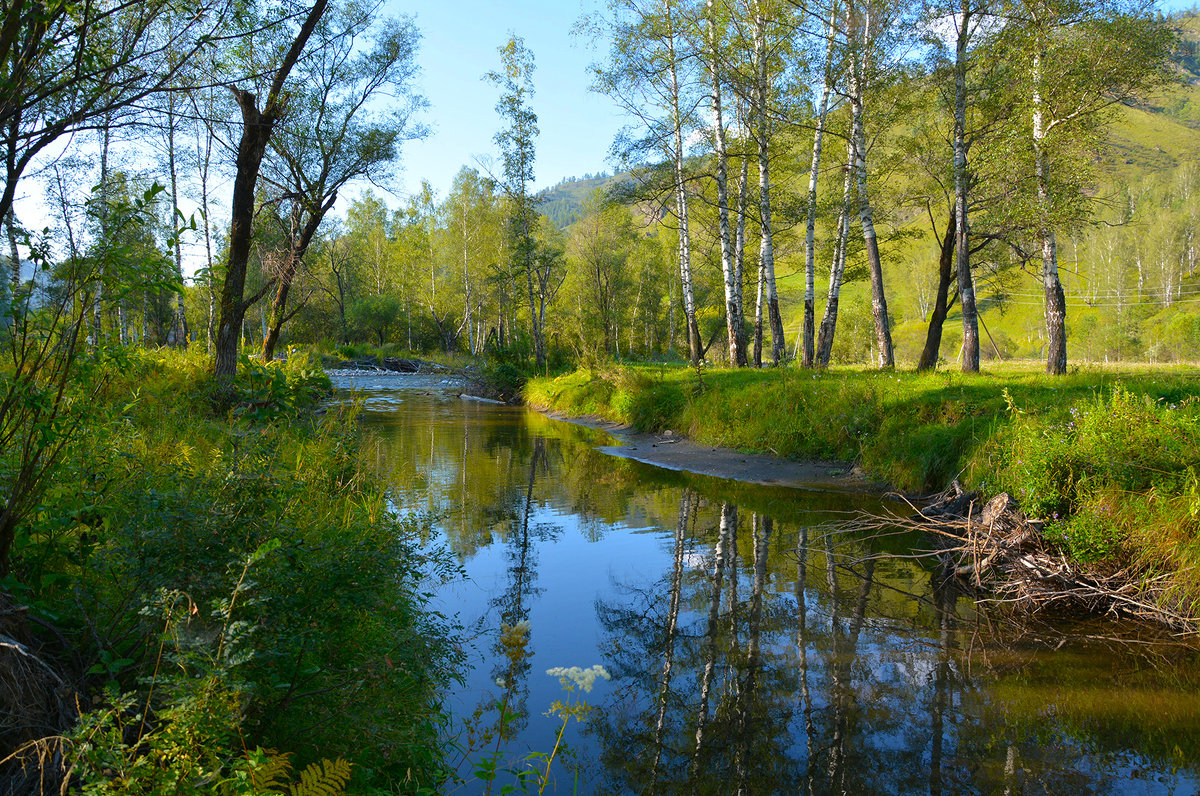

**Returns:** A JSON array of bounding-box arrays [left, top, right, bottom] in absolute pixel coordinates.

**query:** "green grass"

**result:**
[[526, 362, 1200, 616], [6, 349, 460, 792]]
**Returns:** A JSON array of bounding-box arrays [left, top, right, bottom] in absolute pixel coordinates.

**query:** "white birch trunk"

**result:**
[[708, 0, 745, 366], [1033, 49, 1067, 375], [801, 6, 839, 367], [753, 0, 784, 364], [955, 0, 979, 372], [666, 0, 699, 363], [848, 4, 894, 368]]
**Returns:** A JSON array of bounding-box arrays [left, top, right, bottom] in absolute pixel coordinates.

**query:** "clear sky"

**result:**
[[387, 0, 621, 205]]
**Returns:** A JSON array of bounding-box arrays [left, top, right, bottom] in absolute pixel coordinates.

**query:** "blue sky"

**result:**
[[388, 0, 1199, 206], [389, 0, 619, 204]]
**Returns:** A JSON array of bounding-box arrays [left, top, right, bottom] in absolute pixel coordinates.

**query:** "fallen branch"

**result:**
[[844, 486, 1200, 635]]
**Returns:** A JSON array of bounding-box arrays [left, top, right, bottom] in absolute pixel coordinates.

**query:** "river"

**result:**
[[334, 371, 1200, 795]]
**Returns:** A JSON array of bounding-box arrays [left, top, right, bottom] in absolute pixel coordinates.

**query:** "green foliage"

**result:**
[[526, 364, 1200, 588], [992, 384, 1200, 565], [347, 294, 403, 346], [7, 350, 460, 792]]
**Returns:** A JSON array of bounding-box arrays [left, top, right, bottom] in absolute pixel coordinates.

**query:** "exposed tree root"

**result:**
[[0, 595, 77, 795]]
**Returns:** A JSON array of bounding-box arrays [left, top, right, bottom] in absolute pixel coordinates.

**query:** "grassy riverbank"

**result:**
[[2, 350, 458, 793], [526, 363, 1200, 619]]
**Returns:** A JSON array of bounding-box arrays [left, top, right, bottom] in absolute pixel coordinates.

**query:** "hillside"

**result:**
[[537, 172, 624, 229]]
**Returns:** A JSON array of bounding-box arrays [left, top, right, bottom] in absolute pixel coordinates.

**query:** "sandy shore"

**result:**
[[537, 410, 882, 492]]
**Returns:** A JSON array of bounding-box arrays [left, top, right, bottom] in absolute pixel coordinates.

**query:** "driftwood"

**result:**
[[856, 486, 1200, 635]]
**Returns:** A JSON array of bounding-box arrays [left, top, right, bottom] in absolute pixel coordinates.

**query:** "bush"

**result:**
[[8, 350, 459, 792]]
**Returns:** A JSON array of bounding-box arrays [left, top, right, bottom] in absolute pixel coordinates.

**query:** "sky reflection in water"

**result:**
[[344, 379, 1200, 795]]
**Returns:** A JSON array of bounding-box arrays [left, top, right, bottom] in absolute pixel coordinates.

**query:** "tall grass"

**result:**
[[526, 364, 1200, 613], [5, 349, 461, 792]]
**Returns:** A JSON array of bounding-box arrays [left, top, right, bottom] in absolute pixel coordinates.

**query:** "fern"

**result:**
[[248, 749, 293, 792], [289, 758, 353, 796]]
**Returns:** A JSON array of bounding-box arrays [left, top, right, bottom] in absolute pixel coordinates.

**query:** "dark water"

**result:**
[[340, 375, 1200, 795]]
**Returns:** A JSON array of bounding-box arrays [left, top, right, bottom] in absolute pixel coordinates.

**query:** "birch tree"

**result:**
[[487, 36, 550, 369], [844, 0, 898, 368], [1000, 0, 1173, 374], [704, 0, 747, 365], [801, 1, 843, 368], [588, 0, 704, 364], [736, 0, 790, 365]]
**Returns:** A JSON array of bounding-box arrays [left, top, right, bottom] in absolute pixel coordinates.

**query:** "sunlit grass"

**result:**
[[526, 362, 1200, 614]]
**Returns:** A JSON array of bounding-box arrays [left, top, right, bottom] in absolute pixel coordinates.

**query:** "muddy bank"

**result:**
[[537, 410, 883, 492]]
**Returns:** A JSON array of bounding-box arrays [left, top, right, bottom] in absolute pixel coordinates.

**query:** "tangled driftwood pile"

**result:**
[[868, 483, 1199, 635]]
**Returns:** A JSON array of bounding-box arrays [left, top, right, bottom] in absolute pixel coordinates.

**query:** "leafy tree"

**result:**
[[347, 293, 402, 344], [487, 35, 555, 369], [0, 0, 228, 242], [213, 0, 332, 377], [997, 0, 1175, 374], [257, 2, 425, 360]]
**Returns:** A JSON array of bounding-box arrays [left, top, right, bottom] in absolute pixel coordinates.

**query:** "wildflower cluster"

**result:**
[[545, 664, 611, 693]]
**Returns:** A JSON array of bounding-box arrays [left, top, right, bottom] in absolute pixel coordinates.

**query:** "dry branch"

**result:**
[[847, 483, 1200, 635]]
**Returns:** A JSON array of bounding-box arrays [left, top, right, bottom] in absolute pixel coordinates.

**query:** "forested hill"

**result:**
[[1104, 15, 1200, 178], [537, 173, 625, 228]]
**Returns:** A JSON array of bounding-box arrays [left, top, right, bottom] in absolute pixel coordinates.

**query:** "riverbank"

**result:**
[[525, 364, 1200, 628], [0, 350, 458, 792], [538, 409, 881, 491]]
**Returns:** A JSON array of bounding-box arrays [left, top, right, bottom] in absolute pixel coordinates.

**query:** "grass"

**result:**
[[525, 361, 1200, 617], [4, 348, 460, 792]]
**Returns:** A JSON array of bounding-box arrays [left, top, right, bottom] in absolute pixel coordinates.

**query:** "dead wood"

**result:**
[[851, 488, 1200, 635]]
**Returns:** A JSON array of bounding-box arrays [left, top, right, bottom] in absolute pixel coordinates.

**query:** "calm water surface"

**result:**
[[337, 373, 1200, 795]]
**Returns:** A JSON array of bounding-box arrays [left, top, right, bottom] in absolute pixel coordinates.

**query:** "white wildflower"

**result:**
[[546, 664, 612, 693]]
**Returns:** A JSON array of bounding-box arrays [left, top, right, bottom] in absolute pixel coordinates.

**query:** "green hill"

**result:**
[[537, 173, 627, 229]]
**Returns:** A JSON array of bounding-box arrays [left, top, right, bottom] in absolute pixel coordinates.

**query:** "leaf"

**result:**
[[289, 758, 352, 796], [249, 537, 283, 565], [247, 748, 293, 792]]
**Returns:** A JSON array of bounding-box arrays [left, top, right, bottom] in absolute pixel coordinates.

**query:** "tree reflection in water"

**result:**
[[588, 489, 1200, 796], [488, 437, 556, 738], [354, 393, 1200, 795]]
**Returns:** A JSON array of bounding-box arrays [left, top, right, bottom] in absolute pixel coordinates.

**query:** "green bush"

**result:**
[[9, 350, 459, 792]]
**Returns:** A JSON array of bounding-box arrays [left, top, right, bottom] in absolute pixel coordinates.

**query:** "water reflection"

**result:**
[[351, 388, 1200, 795]]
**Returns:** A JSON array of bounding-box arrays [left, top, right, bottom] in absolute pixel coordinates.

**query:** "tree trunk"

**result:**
[[262, 195, 334, 361], [708, 1, 745, 366], [6, 209, 19, 292], [261, 277, 291, 361], [848, 14, 894, 369], [213, 0, 329, 378], [801, 8, 838, 368], [753, 0, 785, 365], [754, 248, 765, 368], [736, 140, 749, 360], [816, 137, 855, 368], [166, 98, 189, 348], [954, 0, 979, 372], [1033, 50, 1067, 375], [215, 91, 276, 376], [666, 0, 699, 364], [917, 212, 957, 371], [94, 121, 111, 348], [196, 91, 217, 353]]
